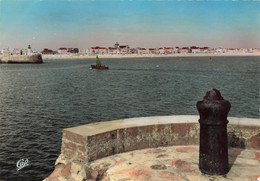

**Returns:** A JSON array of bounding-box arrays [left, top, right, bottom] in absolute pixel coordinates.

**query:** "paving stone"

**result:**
[[238, 150, 257, 159], [157, 171, 182, 180], [176, 153, 192, 159], [254, 152, 260, 161], [234, 157, 259, 166], [131, 167, 153, 180], [118, 178, 131, 181], [230, 149, 243, 157], [49, 168, 60, 178], [60, 163, 71, 177], [247, 175, 260, 181], [81, 146, 260, 181], [156, 154, 169, 158], [185, 175, 212, 181], [230, 166, 260, 178], [227, 170, 240, 177], [175, 159, 196, 172], [100, 178, 109, 181], [114, 167, 153, 180], [108, 173, 131, 181], [224, 177, 249, 181], [144, 148, 166, 154], [150, 164, 167, 170], [114, 159, 126, 166], [176, 147, 196, 153]]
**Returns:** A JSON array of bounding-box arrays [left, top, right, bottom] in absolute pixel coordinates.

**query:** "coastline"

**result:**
[[42, 53, 260, 60]]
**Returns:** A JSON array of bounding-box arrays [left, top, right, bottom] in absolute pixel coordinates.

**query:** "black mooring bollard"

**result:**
[[196, 89, 231, 175]]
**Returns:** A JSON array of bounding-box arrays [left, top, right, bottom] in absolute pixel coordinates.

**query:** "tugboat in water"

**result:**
[[91, 56, 109, 69]]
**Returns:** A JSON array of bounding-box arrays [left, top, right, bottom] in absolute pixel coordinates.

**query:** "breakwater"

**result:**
[[0, 54, 43, 63]]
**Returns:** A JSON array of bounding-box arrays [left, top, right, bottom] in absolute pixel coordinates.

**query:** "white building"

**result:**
[[11, 48, 21, 55], [159, 48, 164, 54], [200, 47, 209, 53], [137, 48, 147, 54], [108, 47, 118, 54], [58, 48, 68, 54], [173, 47, 180, 54], [190, 46, 200, 54], [215, 48, 224, 54], [1, 48, 11, 55]]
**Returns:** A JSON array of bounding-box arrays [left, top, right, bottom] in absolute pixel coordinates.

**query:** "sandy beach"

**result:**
[[1, 53, 259, 61], [42, 53, 260, 60]]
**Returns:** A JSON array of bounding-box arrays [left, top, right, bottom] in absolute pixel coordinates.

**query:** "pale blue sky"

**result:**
[[0, 0, 259, 50]]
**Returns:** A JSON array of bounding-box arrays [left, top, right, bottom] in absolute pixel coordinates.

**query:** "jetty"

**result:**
[[0, 45, 43, 64], [0, 54, 43, 64]]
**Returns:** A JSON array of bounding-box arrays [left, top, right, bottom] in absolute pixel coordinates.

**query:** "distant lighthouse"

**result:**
[[28, 45, 31, 55]]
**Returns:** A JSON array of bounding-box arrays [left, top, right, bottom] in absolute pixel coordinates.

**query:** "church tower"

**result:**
[[114, 42, 119, 49]]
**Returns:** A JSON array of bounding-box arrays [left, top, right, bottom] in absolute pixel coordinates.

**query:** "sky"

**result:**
[[0, 0, 259, 50]]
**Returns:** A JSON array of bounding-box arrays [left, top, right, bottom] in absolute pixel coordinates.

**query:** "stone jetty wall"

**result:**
[[44, 115, 260, 181], [0, 54, 43, 63]]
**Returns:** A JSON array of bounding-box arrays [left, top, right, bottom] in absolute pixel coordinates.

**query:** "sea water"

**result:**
[[0, 56, 259, 180]]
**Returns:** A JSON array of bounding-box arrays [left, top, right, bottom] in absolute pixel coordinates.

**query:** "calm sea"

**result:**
[[0, 56, 259, 181]]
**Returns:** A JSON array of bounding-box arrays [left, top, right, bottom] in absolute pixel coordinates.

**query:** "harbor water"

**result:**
[[0, 56, 259, 181]]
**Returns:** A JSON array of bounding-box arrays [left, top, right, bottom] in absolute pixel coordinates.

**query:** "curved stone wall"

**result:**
[[44, 115, 259, 181]]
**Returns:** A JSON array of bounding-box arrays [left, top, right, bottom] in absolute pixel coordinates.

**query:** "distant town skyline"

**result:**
[[0, 0, 259, 50]]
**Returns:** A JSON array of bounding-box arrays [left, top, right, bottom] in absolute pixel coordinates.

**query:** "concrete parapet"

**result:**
[[44, 115, 259, 181]]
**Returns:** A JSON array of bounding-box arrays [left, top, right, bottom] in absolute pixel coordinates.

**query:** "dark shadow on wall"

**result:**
[[228, 132, 246, 171]]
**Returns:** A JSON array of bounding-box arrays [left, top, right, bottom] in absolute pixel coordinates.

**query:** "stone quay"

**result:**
[[43, 115, 259, 181]]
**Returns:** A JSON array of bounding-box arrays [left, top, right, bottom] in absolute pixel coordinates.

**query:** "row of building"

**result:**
[[42, 46, 259, 55], [0, 45, 35, 56], [1, 43, 259, 56]]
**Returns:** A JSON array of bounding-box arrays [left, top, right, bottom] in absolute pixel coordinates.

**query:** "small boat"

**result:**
[[91, 56, 109, 69]]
